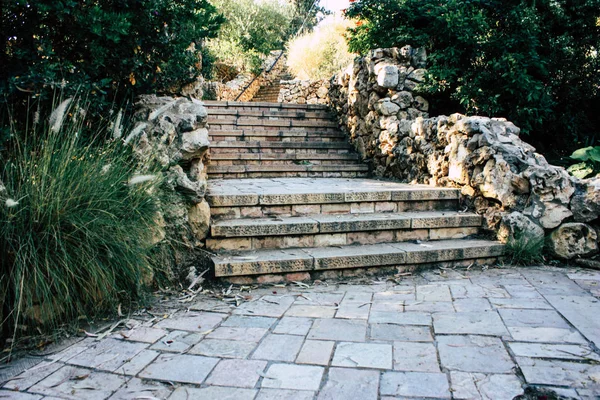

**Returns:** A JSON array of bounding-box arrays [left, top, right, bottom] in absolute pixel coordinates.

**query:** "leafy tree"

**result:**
[[207, 0, 328, 76], [289, 0, 329, 34], [1, 0, 224, 127], [345, 0, 600, 156]]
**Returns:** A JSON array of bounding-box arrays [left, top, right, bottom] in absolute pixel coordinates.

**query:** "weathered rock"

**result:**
[[377, 99, 400, 116], [391, 91, 413, 109], [548, 223, 598, 260], [570, 178, 600, 223], [377, 65, 399, 88], [189, 200, 211, 241], [497, 212, 545, 244], [133, 95, 211, 277]]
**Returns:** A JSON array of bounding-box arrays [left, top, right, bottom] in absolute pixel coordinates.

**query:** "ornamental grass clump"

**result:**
[[0, 99, 161, 342]]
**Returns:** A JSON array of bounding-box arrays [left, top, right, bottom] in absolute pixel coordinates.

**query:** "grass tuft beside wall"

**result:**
[[0, 99, 161, 342]]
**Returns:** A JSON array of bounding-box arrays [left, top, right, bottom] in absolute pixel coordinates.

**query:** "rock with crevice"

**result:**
[[133, 95, 211, 278], [548, 223, 598, 260]]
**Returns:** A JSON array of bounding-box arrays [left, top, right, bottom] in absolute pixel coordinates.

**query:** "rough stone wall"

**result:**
[[132, 95, 211, 279], [329, 47, 599, 260], [182, 51, 287, 102], [278, 79, 330, 104]]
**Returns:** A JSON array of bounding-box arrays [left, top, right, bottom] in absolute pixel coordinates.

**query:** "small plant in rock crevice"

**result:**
[[0, 98, 162, 345], [503, 231, 546, 266]]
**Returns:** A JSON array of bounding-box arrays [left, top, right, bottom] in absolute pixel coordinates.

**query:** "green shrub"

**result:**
[[287, 19, 356, 80], [344, 0, 600, 156], [208, 0, 298, 75], [0, 99, 162, 341], [1, 0, 224, 129], [567, 146, 600, 179], [504, 232, 545, 266]]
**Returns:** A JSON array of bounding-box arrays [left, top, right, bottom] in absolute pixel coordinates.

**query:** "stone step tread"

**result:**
[[212, 239, 505, 277], [207, 178, 460, 206], [208, 110, 333, 119], [208, 118, 338, 128], [207, 164, 368, 174], [203, 101, 328, 110], [210, 153, 360, 161], [211, 211, 482, 238], [211, 141, 353, 149], [209, 130, 345, 138]]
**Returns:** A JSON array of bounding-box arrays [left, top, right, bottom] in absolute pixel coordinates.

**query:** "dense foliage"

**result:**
[[0, 100, 162, 340], [287, 19, 355, 80], [0, 0, 223, 127], [207, 0, 296, 75], [568, 146, 600, 178], [345, 0, 600, 155], [207, 0, 327, 77]]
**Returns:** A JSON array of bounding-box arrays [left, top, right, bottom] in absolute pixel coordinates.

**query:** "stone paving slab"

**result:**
[[5, 266, 600, 400]]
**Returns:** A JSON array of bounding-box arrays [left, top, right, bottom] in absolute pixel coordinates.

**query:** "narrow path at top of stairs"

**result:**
[[203, 101, 504, 280]]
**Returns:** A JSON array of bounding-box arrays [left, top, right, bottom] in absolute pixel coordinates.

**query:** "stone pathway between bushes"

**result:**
[[2, 266, 600, 400]]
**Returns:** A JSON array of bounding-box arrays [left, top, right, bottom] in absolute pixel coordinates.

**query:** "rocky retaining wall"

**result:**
[[278, 79, 330, 104], [133, 95, 211, 280], [329, 47, 599, 261]]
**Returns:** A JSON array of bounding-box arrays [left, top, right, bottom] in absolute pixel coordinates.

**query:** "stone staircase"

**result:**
[[203, 101, 504, 280], [251, 71, 292, 102], [204, 101, 369, 179]]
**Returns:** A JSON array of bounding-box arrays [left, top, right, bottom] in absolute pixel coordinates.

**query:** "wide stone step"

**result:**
[[211, 239, 505, 277], [210, 153, 359, 162], [203, 101, 328, 112], [211, 141, 353, 150], [211, 211, 481, 238], [207, 164, 368, 175], [207, 211, 482, 251], [208, 109, 333, 119], [210, 159, 361, 167], [206, 178, 460, 207], [208, 117, 338, 128], [209, 130, 346, 143], [209, 170, 369, 179]]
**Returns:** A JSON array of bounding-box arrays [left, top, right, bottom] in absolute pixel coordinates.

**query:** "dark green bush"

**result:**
[[1, 0, 223, 127], [345, 0, 600, 156], [0, 99, 162, 341]]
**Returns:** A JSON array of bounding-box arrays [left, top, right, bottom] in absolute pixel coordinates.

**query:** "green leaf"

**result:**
[[570, 146, 593, 161], [567, 162, 594, 179], [588, 147, 600, 163]]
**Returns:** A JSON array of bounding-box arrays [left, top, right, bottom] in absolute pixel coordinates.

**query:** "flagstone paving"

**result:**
[[2, 266, 600, 399]]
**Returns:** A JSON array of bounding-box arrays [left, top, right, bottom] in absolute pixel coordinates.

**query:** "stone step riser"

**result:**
[[208, 110, 333, 119], [212, 240, 505, 277], [210, 126, 340, 134], [210, 149, 352, 157], [211, 141, 352, 150], [207, 226, 480, 251], [209, 136, 347, 143], [209, 116, 336, 124], [208, 171, 369, 179], [210, 153, 359, 161], [210, 199, 460, 221], [211, 212, 482, 238], [209, 164, 367, 173], [210, 159, 362, 166], [203, 101, 328, 111]]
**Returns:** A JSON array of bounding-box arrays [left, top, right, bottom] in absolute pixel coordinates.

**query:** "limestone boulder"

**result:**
[[188, 200, 211, 241], [548, 223, 598, 259], [181, 128, 209, 161], [570, 178, 600, 223], [377, 99, 400, 116], [497, 212, 545, 244], [376, 65, 399, 88]]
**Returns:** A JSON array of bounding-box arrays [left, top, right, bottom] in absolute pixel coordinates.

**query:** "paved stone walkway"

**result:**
[[2, 266, 600, 399]]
